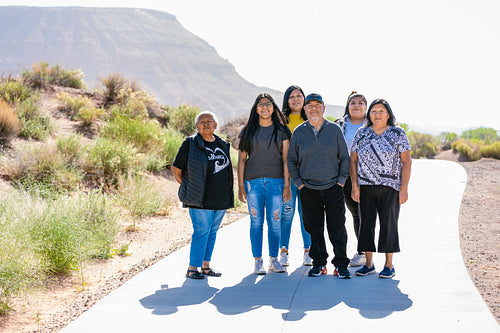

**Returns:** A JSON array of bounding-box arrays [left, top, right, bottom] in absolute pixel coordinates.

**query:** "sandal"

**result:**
[[186, 269, 205, 279], [201, 267, 222, 277]]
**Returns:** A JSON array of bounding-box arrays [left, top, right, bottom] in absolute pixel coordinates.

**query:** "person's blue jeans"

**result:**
[[188, 208, 226, 267], [244, 177, 284, 258], [280, 182, 311, 250]]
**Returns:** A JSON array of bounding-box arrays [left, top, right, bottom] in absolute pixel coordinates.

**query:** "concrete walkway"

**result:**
[[61, 160, 499, 332]]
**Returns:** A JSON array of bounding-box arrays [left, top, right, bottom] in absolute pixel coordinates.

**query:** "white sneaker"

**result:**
[[254, 258, 266, 275], [303, 251, 313, 266], [349, 253, 366, 267], [269, 257, 286, 273], [279, 252, 289, 266]]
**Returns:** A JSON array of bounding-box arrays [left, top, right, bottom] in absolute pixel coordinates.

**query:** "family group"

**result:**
[[171, 87, 412, 281]]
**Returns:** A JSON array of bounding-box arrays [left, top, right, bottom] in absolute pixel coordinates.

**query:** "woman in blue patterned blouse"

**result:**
[[349, 99, 412, 279]]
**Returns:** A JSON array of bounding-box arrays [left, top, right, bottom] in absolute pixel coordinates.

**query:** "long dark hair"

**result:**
[[344, 91, 367, 117], [239, 93, 290, 154], [282, 85, 307, 123], [366, 98, 396, 127]]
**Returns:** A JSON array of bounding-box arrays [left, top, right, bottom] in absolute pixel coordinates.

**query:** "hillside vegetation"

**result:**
[[0, 62, 245, 315]]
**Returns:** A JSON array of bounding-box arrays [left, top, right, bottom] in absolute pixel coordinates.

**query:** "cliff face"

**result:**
[[0, 6, 290, 122]]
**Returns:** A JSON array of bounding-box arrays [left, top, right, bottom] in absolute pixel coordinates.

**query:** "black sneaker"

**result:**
[[308, 265, 327, 277], [334, 266, 351, 279]]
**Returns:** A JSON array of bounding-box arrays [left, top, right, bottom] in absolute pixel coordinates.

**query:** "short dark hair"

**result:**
[[366, 98, 396, 127]]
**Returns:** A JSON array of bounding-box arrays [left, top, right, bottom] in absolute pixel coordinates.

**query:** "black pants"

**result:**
[[358, 185, 401, 253], [299, 184, 349, 268], [343, 177, 362, 252]]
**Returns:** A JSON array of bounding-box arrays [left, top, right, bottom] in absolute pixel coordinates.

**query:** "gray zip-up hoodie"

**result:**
[[287, 119, 350, 190]]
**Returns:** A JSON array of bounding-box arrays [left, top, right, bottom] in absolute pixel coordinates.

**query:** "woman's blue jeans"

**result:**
[[244, 177, 284, 258], [188, 208, 226, 267], [280, 182, 311, 250]]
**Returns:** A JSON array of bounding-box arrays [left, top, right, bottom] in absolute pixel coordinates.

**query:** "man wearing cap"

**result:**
[[287, 93, 351, 279]]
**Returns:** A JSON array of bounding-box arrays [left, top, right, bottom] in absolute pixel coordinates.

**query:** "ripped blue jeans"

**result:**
[[280, 183, 311, 250], [244, 177, 284, 258]]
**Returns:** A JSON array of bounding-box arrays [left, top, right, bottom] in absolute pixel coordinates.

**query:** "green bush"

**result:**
[[86, 138, 142, 182], [164, 104, 200, 136], [116, 175, 167, 220], [162, 129, 184, 167], [75, 106, 105, 127], [22, 62, 85, 89], [99, 73, 126, 106], [56, 134, 86, 167], [16, 97, 52, 140], [0, 80, 32, 104], [461, 127, 498, 144], [10, 142, 83, 197], [439, 132, 458, 150], [451, 139, 482, 161], [479, 141, 500, 159], [407, 131, 438, 158], [100, 115, 165, 153], [56, 91, 93, 118]]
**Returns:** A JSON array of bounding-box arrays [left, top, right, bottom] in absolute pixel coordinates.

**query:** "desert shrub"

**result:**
[[0, 191, 42, 314], [161, 129, 184, 167], [164, 104, 199, 136], [56, 134, 85, 167], [479, 141, 500, 159], [56, 91, 93, 118], [440, 132, 458, 150], [22, 62, 85, 89], [99, 73, 126, 106], [116, 175, 167, 220], [16, 97, 52, 140], [86, 138, 142, 183], [101, 115, 165, 153], [407, 131, 438, 158], [9, 142, 83, 197], [75, 106, 105, 127], [0, 100, 19, 144], [461, 127, 498, 144], [325, 115, 337, 122], [28, 190, 120, 272], [49, 64, 85, 89], [0, 80, 32, 104], [451, 139, 482, 161]]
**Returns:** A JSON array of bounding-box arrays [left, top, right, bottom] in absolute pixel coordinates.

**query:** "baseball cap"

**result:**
[[305, 93, 324, 105]]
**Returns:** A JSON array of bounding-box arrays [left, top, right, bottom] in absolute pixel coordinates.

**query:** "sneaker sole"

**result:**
[[349, 262, 365, 267], [334, 270, 351, 279], [254, 271, 266, 275], [355, 270, 376, 276], [303, 262, 313, 266], [308, 268, 327, 277], [379, 273, 395, 279], [280, 262, 289, 267]]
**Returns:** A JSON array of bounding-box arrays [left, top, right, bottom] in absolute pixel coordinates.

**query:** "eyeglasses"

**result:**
[[257, 102, 273, 108]]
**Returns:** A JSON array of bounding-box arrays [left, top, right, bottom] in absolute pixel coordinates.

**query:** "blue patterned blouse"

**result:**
[[351, 126, 411, 191]]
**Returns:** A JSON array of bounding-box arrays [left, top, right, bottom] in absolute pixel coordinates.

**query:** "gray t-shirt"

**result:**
[[243, 125, 288, 181]]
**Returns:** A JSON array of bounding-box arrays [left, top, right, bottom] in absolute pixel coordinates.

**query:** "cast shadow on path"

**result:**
[[139, 278, 219, 316], [210, 266, 413, 321]]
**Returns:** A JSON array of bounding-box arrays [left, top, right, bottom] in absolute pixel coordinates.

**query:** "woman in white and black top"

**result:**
[[350, 99, 412, 279], [238, 93, 291, 275]]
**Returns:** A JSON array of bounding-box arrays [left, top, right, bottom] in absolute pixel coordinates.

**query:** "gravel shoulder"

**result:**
[[1, 154, 499, 332]]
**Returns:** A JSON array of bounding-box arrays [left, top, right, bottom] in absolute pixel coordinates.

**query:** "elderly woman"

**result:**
[[172, 111, 234, 279], [350, 99, 411, 279]]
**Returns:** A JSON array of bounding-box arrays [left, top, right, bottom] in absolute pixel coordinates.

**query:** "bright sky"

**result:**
[[2, 0, 500, 133]]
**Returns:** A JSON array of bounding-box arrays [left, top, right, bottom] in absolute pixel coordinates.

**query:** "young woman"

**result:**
[[279, 85, 312, 266], [350, 99, 412, 278], [336, 91, 368, 267], [238, 93, 291, 275]]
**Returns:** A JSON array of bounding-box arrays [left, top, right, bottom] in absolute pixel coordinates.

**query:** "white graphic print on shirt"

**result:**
[[206, 147, 230, 174]]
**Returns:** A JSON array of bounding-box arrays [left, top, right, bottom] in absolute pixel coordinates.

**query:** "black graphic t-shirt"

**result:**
[[173, 139, 232, 210]]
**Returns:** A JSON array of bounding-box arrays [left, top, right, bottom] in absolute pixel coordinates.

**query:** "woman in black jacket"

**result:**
[[172, 111, 234, 279]]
